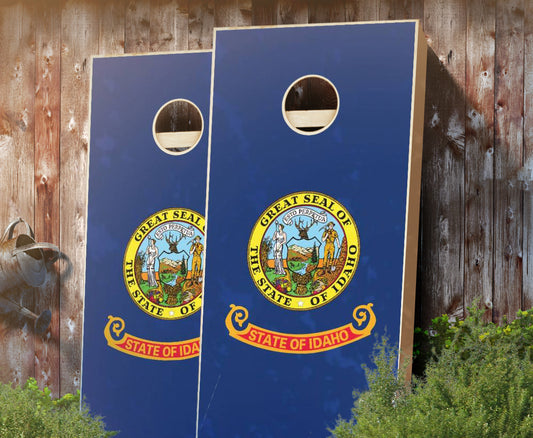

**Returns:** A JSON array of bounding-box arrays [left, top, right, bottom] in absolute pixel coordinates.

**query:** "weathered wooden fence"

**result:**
[[0, 0, 531, 398]]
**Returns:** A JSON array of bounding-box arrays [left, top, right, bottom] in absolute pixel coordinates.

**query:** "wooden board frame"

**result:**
[[400, 21, 426, 376], [198, 19, 427, 437]]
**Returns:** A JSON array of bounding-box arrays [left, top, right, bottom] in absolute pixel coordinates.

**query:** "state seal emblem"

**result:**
[[123, 208, 205, 320], [248, 192, 360, 310]]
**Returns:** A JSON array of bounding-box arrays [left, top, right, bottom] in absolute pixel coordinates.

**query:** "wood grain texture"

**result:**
[[378, 0, 396, 20], [252, 0, 275, 25], [392, 0, 422, 20], [464, 0, 495, 319], [276, 0, 308, 24], [98, 0, 126, 55], [214, 0, 252, 27], [309, 0, 345, 23], [524, 0, 533, 311], [34, 0, 61, 397], [420, 0, 466, 326], [59, 0, 99, 395], [150, 0, 188, 52], [493, 0, 524, 323], [345, 0, 378, 22], [125, 0, 150, 53], [0, 1, 36, 388], [188, 0, 214, 49]]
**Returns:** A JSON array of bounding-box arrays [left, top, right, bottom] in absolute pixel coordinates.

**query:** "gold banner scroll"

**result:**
[[225, 303, 376, 354], [104, 315, 200, 360]]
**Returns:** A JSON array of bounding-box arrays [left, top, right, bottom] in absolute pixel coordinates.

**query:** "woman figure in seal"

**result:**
[[272, 221, 287, 275], [145, 237, 159, 287]]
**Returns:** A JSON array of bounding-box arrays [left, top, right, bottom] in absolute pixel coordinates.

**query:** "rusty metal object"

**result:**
[[0, 295, 51, 334], [0, 218, 59, 333]]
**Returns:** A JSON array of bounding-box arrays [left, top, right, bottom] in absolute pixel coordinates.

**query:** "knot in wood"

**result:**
[[504, 244, 513, 260]]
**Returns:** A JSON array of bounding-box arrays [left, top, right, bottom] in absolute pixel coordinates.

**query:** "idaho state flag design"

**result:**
[[198, 21, 426, 438]]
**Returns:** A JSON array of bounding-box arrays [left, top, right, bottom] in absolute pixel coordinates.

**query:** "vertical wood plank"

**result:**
[[214, 0, 252, 28], [308, 0, 346, 23], [376, 1, 423, 22], [0, 1, 36, 389], [188, 0, 214, 49], [276, 0, 308, 25], [60, 0, 99, 396], [150, 0, 188, 52], [252, 0, 276, 25], [378, 0, 396, 20], [125, 0, 150, 53], [524, 0, 533, 311], [393, 0, 424, 20], [494, 0, 524, 322], [345, 0, 378, 22], [420, 0, 466, 326], [413, 0, 424, 21], [34, 0, 61, 397], [98, 0, 126, 55], [464, 0, 495, 318]]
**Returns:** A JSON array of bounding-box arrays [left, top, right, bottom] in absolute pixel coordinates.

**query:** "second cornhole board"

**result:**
[[198, 21, 426, 437], [82, 51, 211, 438]]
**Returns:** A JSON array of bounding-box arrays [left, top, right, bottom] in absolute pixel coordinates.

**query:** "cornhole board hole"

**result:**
[[82, 51, 211, 438], [198, 21, 426, 437]]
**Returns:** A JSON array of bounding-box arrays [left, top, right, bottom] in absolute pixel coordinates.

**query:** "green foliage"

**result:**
[[330, 305, 533, 438], [0, 378, 117, 437]]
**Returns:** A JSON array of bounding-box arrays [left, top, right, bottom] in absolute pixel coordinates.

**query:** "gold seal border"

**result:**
[[123, 208, 205, 320], [247, 191, 360, 311]]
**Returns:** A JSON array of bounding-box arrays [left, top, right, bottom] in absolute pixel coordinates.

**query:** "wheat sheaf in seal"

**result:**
[[248, 192, 360, 311], [123, 208, 205, 320]]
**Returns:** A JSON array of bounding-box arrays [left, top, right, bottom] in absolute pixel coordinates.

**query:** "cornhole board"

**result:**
[[198, 21, 426, 436], [82, 51, 211, 438]]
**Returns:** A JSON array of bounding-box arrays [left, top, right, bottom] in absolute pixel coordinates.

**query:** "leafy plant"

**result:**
[[0, 378, 117, 437], [330, 304, 533, 438]]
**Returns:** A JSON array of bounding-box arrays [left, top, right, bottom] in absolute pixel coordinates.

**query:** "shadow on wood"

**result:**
[[417, 47, 468, 329]]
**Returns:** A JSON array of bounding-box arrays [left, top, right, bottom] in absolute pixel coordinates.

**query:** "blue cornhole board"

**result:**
[[198, 22, 426, 436], [82, 52, 211, 438]]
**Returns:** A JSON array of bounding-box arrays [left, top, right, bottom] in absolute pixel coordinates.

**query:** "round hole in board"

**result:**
[[282, 75, 339, 135], [152, 99, 204, 155]]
